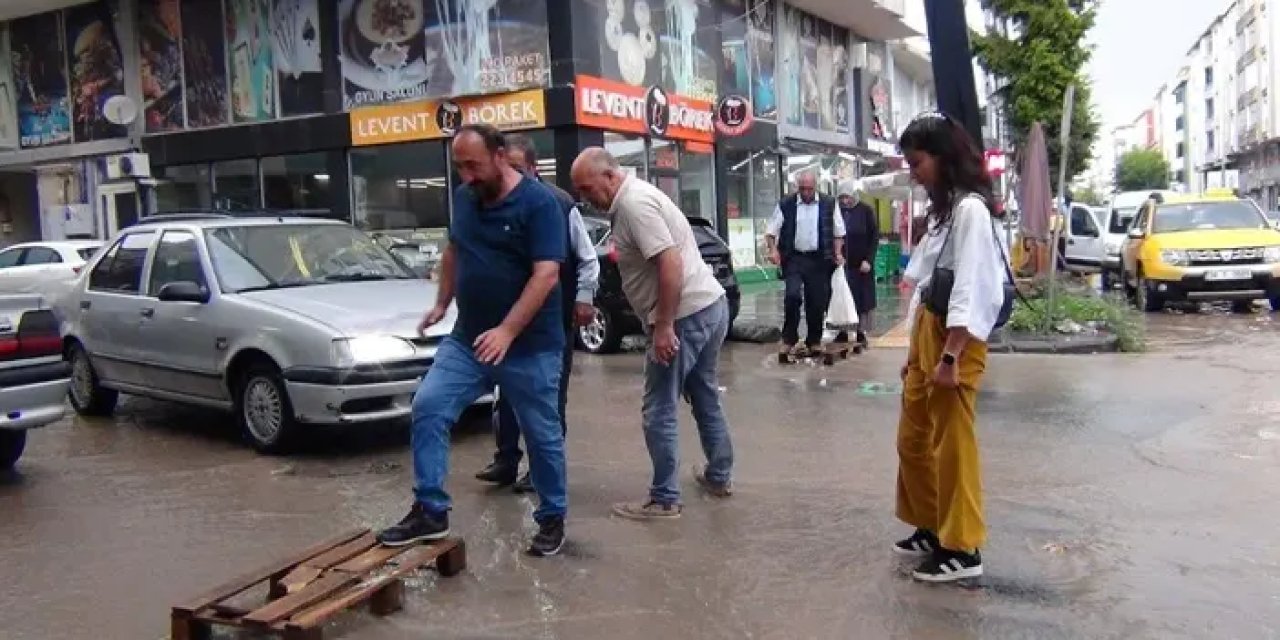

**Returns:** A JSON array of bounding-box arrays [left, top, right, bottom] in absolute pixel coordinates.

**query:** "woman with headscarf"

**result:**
[[835, 179, 879, 349], [890, 111, 1010, 583]]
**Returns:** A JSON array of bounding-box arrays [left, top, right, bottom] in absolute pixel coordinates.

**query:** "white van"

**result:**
[[1098, 190, 1177, 288]]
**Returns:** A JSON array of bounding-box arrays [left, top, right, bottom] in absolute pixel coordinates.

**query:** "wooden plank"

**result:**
[[368, 580, 404, 616], [172, 528, 367, 614], [169, 612, 211, 640], [284, 543, 454, 630], [275, 533, 377, 591], [242, 573, 356, 627], [332, 545, 410, 575]]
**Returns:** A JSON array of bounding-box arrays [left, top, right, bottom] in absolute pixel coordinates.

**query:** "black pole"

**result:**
[[923, 0, 984, 146]]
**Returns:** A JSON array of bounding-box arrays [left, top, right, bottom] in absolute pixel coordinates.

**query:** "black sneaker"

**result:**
[[527, 517, 565, 557], [912, 548, 983, 582], [475, 461, 518, 486], [376, 503, 450, 547], [856, 332, 869, 348], [892, 528, 939, 557], [512, 471, 533, 494]]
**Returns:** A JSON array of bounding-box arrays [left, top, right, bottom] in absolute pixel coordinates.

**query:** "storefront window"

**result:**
[[212, 159, 259, 210], [753, 153, 780, 267], [649, 139, 680, 203], [605, 133, 647, 181], [350, 141, 450, 248], [679, 144, 715, 225], [155, 164, 212, 210], [262, 153, 333, 212], [724, 150, 755, 268]]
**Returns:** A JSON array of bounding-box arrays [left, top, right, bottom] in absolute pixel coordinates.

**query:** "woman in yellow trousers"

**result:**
[[891, 112, 1010, 583]]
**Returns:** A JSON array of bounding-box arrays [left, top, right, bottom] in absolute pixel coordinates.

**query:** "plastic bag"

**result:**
[[827, 268, 860, 329]]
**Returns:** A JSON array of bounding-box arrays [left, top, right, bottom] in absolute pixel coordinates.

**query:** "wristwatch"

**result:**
[[940, 352, 957, 366]]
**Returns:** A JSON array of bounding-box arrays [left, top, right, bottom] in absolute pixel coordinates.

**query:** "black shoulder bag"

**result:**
[[922, 198, 1020, 330]]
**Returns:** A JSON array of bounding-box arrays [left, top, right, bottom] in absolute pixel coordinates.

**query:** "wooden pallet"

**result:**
[[171, 529, 466, 640]]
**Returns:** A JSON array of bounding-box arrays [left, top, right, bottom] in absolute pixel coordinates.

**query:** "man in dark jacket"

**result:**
[[474, 134, 599, 493], [764, 172, 845, 359]]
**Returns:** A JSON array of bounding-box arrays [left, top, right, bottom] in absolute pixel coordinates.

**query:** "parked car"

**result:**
[[1099, 190, 1177, 289], [58, 212, 479, 453], [1120, 190, 1280, 312], [1059, 203, 1105, 273], [0, 294, 70, 469], [0, 240, 103, 294], [577, 215, 741, 354]]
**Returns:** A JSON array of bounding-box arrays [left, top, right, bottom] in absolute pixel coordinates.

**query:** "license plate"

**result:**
[[1206, 269, 1252, 281]]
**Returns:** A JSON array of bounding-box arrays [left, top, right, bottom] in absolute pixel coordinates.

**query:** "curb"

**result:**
[[989, 333, 1120, 354]]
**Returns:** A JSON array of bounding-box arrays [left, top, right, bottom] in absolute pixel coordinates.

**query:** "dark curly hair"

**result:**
[[897, 111, 997, 226]]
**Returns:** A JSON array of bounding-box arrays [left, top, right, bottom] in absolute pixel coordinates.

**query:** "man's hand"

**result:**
[[650, 322, 680, 365], [860, 260, 872, 274], [574, 302, 595, 327], [931, 361, 959, 389], [474, 325, 517, 365], [418, 305, 448, 336], [769, 248, 782, 265]]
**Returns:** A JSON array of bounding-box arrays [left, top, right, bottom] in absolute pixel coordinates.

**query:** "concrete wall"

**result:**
[[0, 171, 41, 247]]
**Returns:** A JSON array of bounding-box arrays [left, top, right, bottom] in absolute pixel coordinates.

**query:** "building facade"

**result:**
[[1233, 0, 1279, 207], [0, 0, 916, 280]]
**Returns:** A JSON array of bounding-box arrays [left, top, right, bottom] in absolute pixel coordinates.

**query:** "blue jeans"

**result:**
[[643, 296, 735, 505], [494, 334, 573, 467], [411, 336, 566, 522]]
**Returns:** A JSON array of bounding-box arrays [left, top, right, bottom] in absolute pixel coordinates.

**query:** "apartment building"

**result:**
[[1234, 0, 1280, 207]]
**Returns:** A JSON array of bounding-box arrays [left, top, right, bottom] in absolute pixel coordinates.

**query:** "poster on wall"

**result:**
[[65, 4, 128, 142], [10, 12, 72, 148], [0, 28, 19, 149], [862, 44, 894, 153], [746, 0, 775, 120], [589, 0, 717, 102], [778, 5, 800, 125], [272, 0, 324, 116], [139, 0, 185, 132], [778, 4, 848, 135], [659, 0, 718, 102], [226, 0, 276, 122], [832, 25, 849, 133], [799, 12, 818, 130], [182, 0, 230, 127], [339, 0, 551, 109]]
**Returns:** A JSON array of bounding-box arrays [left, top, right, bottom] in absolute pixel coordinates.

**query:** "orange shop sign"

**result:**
[[575, 75, 714, 144], [350, 89, 547, 147]]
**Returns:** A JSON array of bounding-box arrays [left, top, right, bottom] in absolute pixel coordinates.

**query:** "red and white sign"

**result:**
[[984, 149, 1007, 177], [575, 75, 714, 144]]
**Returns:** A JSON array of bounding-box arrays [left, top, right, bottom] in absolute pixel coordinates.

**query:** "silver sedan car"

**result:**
[[58, 213, 474, 453]]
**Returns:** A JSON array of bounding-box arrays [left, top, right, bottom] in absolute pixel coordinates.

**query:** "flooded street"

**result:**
[[4, 312, 1280, 639]]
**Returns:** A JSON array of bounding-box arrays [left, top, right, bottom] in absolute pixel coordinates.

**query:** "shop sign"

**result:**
[[350, 88, 546, 146], [714, 95, 753, 136], [575, 75, 713, 144]]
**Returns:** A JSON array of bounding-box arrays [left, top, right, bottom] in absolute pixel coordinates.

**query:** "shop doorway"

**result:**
[[97, 182, 140, 239]]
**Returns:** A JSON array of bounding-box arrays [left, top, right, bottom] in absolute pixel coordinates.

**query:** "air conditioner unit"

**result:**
[[103, 152, 151, 180]]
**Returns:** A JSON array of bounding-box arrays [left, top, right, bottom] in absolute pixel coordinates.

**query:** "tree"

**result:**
[[1114, 148, 1171, 191], [1073, 184, 1106, 206], [971, 0, 1101, 191]]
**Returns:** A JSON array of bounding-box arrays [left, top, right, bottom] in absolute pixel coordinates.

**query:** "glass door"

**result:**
[[97, 183, 140, 239]]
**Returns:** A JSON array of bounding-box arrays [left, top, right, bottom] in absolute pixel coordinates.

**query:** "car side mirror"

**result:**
[[157, 281, 210, 303], [1127, 228, 1146, 240]]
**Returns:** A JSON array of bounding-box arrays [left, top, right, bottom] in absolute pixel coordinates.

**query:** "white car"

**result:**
[[0, 241, 104, 295]]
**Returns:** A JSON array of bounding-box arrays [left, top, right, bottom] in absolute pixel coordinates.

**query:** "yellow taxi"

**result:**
[[1120, 189, 1280, 311]]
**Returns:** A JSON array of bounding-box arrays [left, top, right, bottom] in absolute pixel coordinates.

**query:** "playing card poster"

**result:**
[[65, 3, 128, 142], [10, 12, 73, 148], [226, 0, 276, 122], [580, 0, 718, 102], [139, 0, 185, 132], [272, 0, 323, 116], [181, 0, 230, 127], [339, 0, 551, 109]]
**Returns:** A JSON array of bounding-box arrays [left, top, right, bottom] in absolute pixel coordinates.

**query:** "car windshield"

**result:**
[[388, 244, 436, 278], [205, 224, 413, 293], [1152, 201, 1270, 234], [1108, 207, 1137, 233], [583, 216, 611, 246]]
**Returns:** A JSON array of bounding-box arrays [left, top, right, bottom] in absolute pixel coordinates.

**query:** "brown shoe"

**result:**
[[612, 500, 682, 520], [694, 466, 733, 498]]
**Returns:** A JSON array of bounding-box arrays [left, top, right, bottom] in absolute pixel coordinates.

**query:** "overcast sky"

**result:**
[[1087, 0, 1234, 130]]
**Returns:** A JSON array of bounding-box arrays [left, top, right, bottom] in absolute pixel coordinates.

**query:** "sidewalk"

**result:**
[[734, 279, 912, 347]]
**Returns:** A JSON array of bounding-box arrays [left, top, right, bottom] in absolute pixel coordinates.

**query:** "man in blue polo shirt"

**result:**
[[376, 123, 569, 557]]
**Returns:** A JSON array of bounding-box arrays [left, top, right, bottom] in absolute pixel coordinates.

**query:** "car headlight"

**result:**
[[1160, 249, 1189, 266], [1104, 241, 1121, 256], [1264, 246, 1280, 263], [332, 336, 416, 367]]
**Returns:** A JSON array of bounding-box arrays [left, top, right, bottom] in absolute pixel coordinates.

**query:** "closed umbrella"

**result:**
[[1017, 121, 1052, 275]]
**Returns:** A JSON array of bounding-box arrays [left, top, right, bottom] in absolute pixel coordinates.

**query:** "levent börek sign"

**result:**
[[575, 75, 714, 144]]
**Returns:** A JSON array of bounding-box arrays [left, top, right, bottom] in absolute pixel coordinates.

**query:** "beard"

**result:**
[[470, 177, 502, 202]]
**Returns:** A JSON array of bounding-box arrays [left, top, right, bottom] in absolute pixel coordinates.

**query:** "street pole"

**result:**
[[923, 0, 983, 145], [1045, 84, 1076, 333]]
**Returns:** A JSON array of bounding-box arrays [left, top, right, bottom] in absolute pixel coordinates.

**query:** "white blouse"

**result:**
[[903, 195, 1009, 342]]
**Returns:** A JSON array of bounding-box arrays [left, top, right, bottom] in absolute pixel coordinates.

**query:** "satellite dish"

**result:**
[[102, 95, 138, 126]]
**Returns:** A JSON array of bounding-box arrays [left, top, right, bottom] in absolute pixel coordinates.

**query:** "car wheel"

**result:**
[[235, 362, 300, 454], [67, 342, 118, 417], [578, 304, 623, 354], [1135, 271, 1163, 312], [0, 430, 25, 470]]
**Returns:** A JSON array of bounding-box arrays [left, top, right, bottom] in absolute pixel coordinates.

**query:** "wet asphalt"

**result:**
[[3, 308, 1280, 639]]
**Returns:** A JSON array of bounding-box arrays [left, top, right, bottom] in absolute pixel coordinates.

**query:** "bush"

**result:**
[[1007, 278, 1147, 352]]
